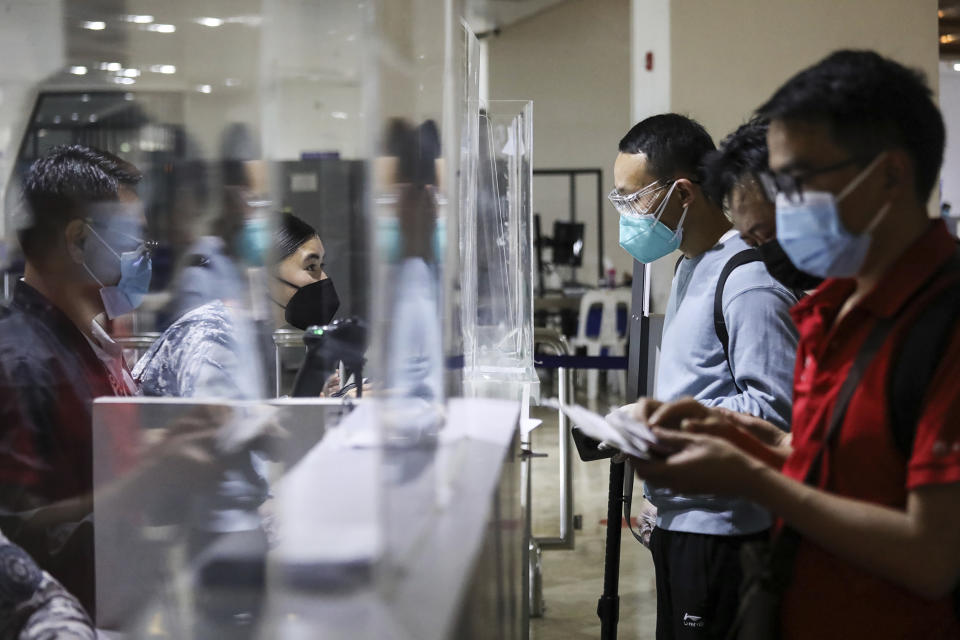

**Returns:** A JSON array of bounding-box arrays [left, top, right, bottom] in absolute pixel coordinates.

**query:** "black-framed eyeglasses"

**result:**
[[758, 156, 868, 204]]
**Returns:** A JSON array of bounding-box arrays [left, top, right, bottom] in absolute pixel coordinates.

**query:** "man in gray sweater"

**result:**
[[609, 114, 798, 639]]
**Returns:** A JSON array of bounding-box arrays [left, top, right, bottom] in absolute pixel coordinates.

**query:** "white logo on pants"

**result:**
[[682, 613, 704, 628]]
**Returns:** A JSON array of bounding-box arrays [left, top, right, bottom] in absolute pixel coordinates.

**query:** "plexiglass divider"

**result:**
[[461, 99, 539, 404]]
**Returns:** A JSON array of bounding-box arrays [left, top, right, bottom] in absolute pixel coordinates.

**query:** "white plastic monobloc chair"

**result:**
[[569, 288, 632, 401]]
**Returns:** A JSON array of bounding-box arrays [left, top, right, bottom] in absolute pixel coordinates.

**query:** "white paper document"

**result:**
[[542, 399, 663, 459]]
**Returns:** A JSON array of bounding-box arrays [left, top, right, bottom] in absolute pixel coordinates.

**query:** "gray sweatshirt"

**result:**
[[647, 231, 798, 536]]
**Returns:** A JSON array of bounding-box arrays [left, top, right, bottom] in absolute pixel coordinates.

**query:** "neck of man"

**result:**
[[844, 201, 930, 312], [23, 261, 102, 340], [680, 204, 732, 259]]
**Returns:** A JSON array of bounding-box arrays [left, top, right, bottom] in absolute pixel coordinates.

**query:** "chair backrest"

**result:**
[[575, 289, 632, 344]]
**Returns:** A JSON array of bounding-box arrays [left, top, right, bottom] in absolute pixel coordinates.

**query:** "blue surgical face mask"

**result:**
[[618, 181, 687, 264], [377, 216, 403, 263], [775, 154, 890, 279], [237, 216, 271, 266], [82, 222, 152, 319]]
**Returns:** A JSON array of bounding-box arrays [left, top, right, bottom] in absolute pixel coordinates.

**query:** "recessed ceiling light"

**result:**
[[69, 66, 88, 75], [121, 68, 141, 78], [225, 15, 262, 27], [149, 64, 177, 74], [100, 62, 122, 72], [197, 84, 212, 94], [125, 14, 154, 24], [954, 62, 960, 72], [331, 112, 348, 120], [225, 78, 240, 87], [196, 17, 224, 27], [146, 23, 176, 33], [114, 77, 136, 85], [83, 21, 106, 30]]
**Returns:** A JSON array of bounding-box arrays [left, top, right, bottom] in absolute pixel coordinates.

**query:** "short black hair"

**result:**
[[18, 145, 141, 261], [701, 118, 769, 208], [273, 212, 318, 262], [757, 49, 944, 203], [618, 113, 716, 184]]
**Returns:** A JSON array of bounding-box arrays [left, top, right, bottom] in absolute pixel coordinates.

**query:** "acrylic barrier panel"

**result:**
[[368, 0, 464, 444], [90, 397, 357, 635], [461, 100, 538, 392]]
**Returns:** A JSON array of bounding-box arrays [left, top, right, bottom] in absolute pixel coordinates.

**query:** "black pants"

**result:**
[[649, 527, 769, 640]]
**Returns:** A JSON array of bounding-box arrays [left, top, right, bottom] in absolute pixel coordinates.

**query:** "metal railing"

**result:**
[[532, 327, 575, 551], [115, 332, 162, 363], [272, 328, 305, 397]]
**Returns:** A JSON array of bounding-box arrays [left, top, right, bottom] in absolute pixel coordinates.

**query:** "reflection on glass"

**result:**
[[0, 0, 520, 637]]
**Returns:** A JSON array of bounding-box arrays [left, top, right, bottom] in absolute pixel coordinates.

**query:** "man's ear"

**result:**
[[674, 178, 698, 209], [64, 219, 87, 265], [881, 149, 913, 200]]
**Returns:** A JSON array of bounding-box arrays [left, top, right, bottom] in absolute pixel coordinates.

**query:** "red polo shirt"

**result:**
[[780, 220, 960, 639]]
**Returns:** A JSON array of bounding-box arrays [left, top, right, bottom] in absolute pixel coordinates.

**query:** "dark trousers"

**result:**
[[649, 526, 768, 640]]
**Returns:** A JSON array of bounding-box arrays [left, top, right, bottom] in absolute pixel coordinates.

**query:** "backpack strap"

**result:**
[[714, 249, 763, 389], [888, 249, 960, 459]]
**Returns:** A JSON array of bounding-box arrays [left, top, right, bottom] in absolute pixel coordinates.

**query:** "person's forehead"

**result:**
[[296, 236, 325, 259], [729, 180, 775, 229], [613, 152, 656, 192], [767, 118, 845, 171]]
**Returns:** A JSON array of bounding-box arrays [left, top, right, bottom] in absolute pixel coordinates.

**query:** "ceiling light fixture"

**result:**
[[83, 21, 106, 30], [146, 23, 176, 33], [125, 14, 154, 24], [196, 17, 224, 27], [197, 84, 212, 94], [69, 66, 88, 75]]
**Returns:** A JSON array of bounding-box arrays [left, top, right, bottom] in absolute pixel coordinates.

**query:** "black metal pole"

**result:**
[[598, 459, 625, 640]]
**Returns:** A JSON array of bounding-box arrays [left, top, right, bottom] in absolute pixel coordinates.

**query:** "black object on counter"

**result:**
[[291, 317, 367, 398]]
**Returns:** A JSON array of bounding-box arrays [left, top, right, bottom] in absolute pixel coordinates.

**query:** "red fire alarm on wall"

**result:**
[[646, 51, 654, 71]]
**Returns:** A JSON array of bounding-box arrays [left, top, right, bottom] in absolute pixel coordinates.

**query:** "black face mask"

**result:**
[[275, 278, 340, 330], [757, 239, 824, 292]]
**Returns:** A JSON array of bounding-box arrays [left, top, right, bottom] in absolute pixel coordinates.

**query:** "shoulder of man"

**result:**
[[714, 237, 797, 309]]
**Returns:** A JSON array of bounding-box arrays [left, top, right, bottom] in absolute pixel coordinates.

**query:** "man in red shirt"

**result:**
[[632, 50, 960, 639]]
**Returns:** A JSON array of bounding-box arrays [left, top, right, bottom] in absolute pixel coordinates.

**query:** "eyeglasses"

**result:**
[[758, 157, 869, 204], [608, 180, 674, 217]]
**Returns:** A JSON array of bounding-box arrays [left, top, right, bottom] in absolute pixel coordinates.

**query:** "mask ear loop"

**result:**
[[80, 224, 118, 288], [269, 276, 301, 309], [836, 152, 888, 203], [650, 181, 681, 236], [671, 205, 689, 243], [836, 152, 892, 237]]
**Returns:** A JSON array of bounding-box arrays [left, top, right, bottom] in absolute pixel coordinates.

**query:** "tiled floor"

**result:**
[[528, 382, 657, 640]]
